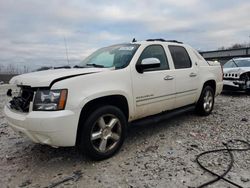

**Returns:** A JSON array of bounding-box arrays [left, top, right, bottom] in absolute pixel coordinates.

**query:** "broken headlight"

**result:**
[[33, 89, 67, 111]]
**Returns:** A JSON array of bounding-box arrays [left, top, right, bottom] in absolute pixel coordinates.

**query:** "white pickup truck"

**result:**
[[4, 39, 223, 160]]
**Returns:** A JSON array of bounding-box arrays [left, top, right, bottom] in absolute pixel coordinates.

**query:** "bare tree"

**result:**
[[6, 64, 19, 74], [23, 65, 29, 73], [0, 64, 4, 73], [218, 46, 225, 50], [218, 42, 250, 50]]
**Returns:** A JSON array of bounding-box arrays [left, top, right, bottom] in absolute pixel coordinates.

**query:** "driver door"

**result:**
[[131, 44, 175, 119]]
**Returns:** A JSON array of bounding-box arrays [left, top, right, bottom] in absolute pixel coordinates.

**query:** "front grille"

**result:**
[[9, 86, 35, 112], [223, 77, 238, 81]]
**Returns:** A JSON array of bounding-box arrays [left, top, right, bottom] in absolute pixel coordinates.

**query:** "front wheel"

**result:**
[[79, 105, 127, 160], [195, 86, 215, 116]]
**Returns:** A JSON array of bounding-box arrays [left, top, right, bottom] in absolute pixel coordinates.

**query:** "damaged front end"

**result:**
[[7, 86, 37, 112], [223, 71, 250, 92]]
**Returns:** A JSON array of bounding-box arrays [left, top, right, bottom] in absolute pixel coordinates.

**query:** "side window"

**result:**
[[137, 45, 169, 71], [169, 46, 192, 69]]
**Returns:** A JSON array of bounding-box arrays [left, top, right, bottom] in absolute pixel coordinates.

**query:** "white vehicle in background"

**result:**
[[223, 57, 250, 93], [4, 39, 223, 160]]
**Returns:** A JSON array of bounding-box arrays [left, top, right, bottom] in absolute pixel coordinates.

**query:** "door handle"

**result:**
[[164, 75, 174, 80], [189, 73, 197, 77]]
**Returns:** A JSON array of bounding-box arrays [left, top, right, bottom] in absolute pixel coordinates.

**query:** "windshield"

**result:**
[[77, 44, 140, 69], [223, 59, 250, 68]]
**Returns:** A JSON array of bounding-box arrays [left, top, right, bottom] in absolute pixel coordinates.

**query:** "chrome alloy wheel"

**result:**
[[203, 90, 213, 112], [91, 114, 122, 153]]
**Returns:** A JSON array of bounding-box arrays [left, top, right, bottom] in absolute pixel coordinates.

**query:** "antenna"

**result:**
[[132, 38, 137, 42], [64, 36, 70, 65]]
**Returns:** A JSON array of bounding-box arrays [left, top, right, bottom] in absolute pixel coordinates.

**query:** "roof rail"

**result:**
[[146, 38, 183, 44]]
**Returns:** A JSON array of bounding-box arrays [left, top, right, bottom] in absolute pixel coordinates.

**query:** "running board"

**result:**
[[131, 104, 195, 126]]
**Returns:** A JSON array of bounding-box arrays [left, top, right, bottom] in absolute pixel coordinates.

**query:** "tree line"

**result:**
[[218, 42, 250, 50], [0, 64, 29, 74]]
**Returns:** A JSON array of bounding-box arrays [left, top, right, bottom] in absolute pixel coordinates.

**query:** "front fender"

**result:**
[[79, 90, 134, 120]]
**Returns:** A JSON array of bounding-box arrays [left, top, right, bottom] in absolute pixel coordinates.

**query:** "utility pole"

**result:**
[[64, 36, 70, 65], [249, 35, 250, 47]]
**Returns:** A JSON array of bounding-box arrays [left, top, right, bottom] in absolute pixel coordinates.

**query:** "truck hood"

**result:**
[[223, 67, 250, 75], [10, 68, 110, 87]]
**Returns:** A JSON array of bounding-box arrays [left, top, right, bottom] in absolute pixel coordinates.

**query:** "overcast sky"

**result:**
[[0, 0, 250, 72]]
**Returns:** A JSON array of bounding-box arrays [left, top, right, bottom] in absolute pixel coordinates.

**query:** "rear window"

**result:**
[[169, 46, 192, 69]]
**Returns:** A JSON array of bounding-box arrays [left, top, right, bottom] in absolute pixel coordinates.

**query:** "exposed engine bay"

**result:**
[[7, 86, 35, 112]]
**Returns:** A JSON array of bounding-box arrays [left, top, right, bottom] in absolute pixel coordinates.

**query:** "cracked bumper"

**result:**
[[4, 105, 79, 147], [223, 80, 250, 91]]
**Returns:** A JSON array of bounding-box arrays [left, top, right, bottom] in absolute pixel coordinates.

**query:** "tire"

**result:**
[[78, 105, 127, 160], [195, 85, 215, 116]]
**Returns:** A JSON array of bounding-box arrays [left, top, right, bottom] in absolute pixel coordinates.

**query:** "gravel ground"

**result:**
[[0, 85, 250, 188]]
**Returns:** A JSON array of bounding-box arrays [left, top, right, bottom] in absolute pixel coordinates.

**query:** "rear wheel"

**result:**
[[78, 105, 127, 160], [195, 86, 215, 116]]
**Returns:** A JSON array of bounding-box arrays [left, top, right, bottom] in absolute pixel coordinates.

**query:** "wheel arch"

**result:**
[[196, 79, 216, 103], [203, 80, 216, 94], [195, 79, 216, 116], [75, 94, 129, 146], [239, 71, 250, 80]]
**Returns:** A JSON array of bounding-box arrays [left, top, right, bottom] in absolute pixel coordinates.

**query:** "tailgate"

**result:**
[[207, 61, 221, 66]]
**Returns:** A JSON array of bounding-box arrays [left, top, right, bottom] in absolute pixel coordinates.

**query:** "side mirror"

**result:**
[[136, 58, 160, 73]]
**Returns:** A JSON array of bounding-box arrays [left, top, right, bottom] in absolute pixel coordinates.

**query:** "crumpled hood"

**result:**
[[10, 68, 109, 87], [223, 67, 250, 75]]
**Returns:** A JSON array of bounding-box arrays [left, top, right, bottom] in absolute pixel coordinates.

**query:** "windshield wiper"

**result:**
[[73, 65, 87, 68], [86, 63, 104, 68], [54, 65, 71, 69]]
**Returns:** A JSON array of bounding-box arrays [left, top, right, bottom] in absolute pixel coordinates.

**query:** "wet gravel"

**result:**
[[0, 85, 250, 188]]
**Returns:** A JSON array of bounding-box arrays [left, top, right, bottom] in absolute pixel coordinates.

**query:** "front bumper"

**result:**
[[4, 105, 80, 147], [223, 80, 250, 91]]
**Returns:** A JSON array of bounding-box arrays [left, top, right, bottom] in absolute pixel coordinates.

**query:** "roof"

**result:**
[[233, 57, 250, 60], [132, 38, 183, 44], [132, 38, 184, 46]]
